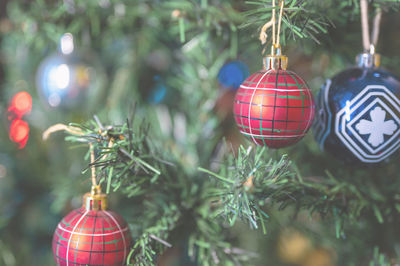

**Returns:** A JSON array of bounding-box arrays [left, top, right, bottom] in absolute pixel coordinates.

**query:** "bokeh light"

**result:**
[[218, 61, 250, 90], [9, 119, 30, 149], [36, 35, 104, 110], [60, 33, 74, 55], [9, 91, 32, 118], [148, 75, 167, 104]]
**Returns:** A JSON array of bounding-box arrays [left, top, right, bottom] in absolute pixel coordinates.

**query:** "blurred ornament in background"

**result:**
[[9, 119, 29, 149], [313, 52, 400, 164], [52, 191, 132, 266], [218, 61, 250, 90], [36, 33, 105, 110], [301, 247, 335, 266], [234, 47, 315, 148], [277, 228, 313, 264], [7, 91, 32, 149], [7, 91, 32, 119], [147, 75, 167, 104]]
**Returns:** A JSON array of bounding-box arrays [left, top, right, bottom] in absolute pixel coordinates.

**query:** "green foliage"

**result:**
[[66, 117, 164, 195], [199, 146, 292, 232], [200, 143, 400, 236], [58, 113, 400, 265], [128, 204, 180, 266], [242, 0, 400, 49], [369, 247, 392, 266], [0, 240, 16, 266], [242, 0, 332, 45]]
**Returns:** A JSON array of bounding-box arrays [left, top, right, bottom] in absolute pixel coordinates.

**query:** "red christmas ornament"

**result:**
[[9, 119, 30, 149], [52, 190, 132, 266], [8, 91, 32, 118], [233, 51, 315, 148]]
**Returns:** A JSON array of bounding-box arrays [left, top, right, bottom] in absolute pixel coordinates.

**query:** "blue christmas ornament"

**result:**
[[313, 52, 400, 164], [147, 75, 167, 104], [36, 33, 105, 110], [218, 61, 250, 90]]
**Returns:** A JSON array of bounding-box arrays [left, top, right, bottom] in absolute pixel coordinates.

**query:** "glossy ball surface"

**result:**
[[313, 66, 400, 163], [234, 69, 315, 148], [52, 208, 132, 266]]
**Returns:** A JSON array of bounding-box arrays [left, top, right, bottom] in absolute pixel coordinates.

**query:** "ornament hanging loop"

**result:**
[[42, 123, 109, 195], [259, 0, 285, 55], [360, 0, 382, 54], [270, 43, 281, 56], [275, 0, 284, 48], [360, 0, 370, 52], [262, 0, 287, 70], [371, 7, 382, 48], [270, 0, 285, 51], [89, 142, 98, 188], [369, 44, 375, 55], [358, 0, 382, 68]]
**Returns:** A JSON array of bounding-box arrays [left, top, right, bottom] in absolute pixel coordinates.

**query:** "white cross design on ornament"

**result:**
[[355, 106, 398, 147]]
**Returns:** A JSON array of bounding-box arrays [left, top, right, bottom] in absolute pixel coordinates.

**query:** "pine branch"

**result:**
[[200, 146, 292, 233], [241, 0, 333, 46], [241, 0, 400, 48], [127, 204, 181, 266], [369, 246, 393, 266], [63, 118, 169, 195], [199, 145, 400, 238], [188, 217, 258, 265]]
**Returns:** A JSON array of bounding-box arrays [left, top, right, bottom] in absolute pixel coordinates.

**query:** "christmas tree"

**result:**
[[1, 0, 400, 265]]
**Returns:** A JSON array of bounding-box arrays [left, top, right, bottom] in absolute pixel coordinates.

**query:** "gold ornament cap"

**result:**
[[356, 45, 380, 68], [263, 45, 288, 70], [83, 185, 108, 211]]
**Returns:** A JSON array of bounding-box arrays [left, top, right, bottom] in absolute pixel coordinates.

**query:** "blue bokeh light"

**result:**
[[218, 61, 250, 90], [148, 75, 167, 104]]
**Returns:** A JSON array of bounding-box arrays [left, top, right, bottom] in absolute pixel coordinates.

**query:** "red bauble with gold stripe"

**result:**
[[52, 193, 132, 266], [234, 58, 315, 148]]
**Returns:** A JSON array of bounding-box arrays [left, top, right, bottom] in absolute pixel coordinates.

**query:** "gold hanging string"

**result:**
[[43, 123, 111, 191], [259, 20, 274, 45], [42, 123, 83, 140], [360, 0, 383, 53], [259, 0, 275, 46], [360, 0, 370, 52], [89, 143, 97, 188], [276, 0, 284, 48], [259, 0, 285, 55], [272, 0, 276, 47], [371, 7, 382, 47]]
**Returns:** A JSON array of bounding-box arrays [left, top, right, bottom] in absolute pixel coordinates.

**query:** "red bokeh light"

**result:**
[[9, 119, 30, 149], [8, 91, 32, 118]]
